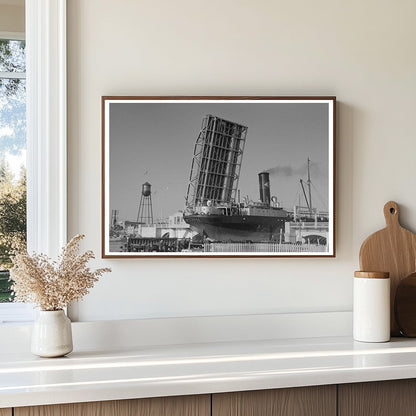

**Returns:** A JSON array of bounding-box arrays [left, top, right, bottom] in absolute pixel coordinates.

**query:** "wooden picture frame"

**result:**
[[102, 96, 336, 258]]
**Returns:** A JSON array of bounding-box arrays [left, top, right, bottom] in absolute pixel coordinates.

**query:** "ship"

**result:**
[[183, 114, 289, 242]]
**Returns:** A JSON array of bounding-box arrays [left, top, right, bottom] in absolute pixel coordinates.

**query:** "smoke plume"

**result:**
[[265, 161, 324, 177]]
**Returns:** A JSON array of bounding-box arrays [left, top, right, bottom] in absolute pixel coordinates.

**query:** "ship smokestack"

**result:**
[[258, 172, 271, 205]]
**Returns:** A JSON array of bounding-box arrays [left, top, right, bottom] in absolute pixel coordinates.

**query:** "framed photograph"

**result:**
[[102, 96, 336, 258]]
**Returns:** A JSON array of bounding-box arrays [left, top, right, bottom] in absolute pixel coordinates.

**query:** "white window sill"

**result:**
[[0, 303, 36, 325]]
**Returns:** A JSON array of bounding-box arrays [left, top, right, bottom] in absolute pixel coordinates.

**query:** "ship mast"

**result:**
[[300, 157, 313, 214], [307, 157, 312, 212]]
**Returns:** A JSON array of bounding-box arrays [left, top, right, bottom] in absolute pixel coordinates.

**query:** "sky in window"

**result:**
[[0, 39, 26, 180]]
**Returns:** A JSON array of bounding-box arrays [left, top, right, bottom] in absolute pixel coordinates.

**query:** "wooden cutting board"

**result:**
[[359, 201, 416, 335], [395, 272, 416, 337]]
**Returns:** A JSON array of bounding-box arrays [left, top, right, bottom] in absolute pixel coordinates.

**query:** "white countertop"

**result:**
[[2, 336, 416, 408]]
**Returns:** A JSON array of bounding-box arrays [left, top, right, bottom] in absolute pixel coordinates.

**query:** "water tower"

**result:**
[[111, 209, 119, 227], [136, 182, 153, 225]]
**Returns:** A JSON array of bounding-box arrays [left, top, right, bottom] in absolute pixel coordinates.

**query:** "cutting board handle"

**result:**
[[384, 201, 400, 228]]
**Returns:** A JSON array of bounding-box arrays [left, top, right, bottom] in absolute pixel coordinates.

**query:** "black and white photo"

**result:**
[[102, 97, 335, 257]]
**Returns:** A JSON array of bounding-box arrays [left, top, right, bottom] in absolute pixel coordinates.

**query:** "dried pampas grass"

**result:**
[[10, 234, 111, 311]]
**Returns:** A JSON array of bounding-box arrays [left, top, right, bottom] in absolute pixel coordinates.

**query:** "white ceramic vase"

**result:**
[[31, 310, 73, 357]]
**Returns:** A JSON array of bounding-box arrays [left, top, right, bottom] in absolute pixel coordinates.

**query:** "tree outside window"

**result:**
[[0, 38, 26, 302]]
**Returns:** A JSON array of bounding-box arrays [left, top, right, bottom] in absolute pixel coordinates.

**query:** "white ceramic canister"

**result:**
[[353, 271, 390, 342]]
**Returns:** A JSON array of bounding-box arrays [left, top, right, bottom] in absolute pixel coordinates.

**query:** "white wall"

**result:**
[[0, 3, 24, 33], [67, 0, 416, 322]]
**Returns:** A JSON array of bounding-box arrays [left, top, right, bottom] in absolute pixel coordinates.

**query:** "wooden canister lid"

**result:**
[[354, 271, 389, 279]]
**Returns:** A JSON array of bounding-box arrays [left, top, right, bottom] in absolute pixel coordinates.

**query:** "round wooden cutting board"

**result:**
[[359, 201, 416, 336], [395, 273, 416, 337]]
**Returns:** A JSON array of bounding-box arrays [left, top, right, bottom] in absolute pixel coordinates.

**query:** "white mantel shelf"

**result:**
[[2, 336, 416, 408]]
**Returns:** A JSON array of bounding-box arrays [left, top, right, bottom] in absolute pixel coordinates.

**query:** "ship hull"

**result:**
[[184, 214, 286, 242]]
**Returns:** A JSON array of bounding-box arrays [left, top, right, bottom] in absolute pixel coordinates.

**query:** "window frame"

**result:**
[[0, 0, 67, 323], [0, 31, 24, 41], [26, 0, 67, 257]]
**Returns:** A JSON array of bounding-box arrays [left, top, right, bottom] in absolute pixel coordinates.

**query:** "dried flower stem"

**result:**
[[10, 234, 111, 310]]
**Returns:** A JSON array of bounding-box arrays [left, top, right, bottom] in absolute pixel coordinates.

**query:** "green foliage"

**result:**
[[0, 160, 26, 269], [0, 38, 27, 301], [0, 39, 26, 155], [0, 270, 13, 302], [0, 39, 25, 73]]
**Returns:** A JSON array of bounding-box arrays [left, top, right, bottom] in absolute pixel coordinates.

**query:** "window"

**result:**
[[0, 36, 26, 305], [0, 0, 67, 324]]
